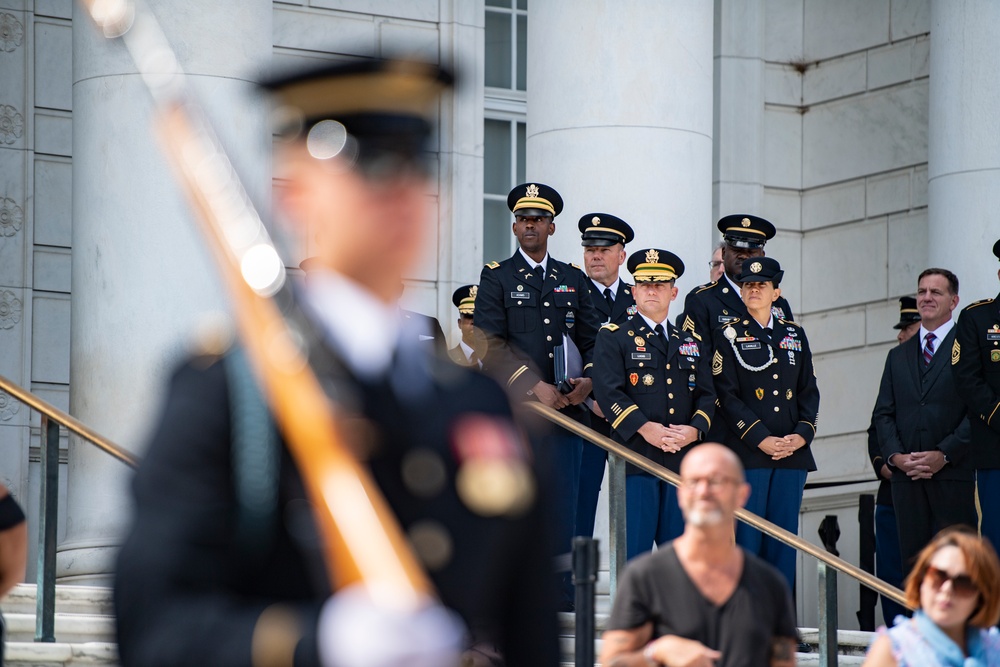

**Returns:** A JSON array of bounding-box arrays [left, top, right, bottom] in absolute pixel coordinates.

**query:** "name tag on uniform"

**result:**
[[740, 342, 761, 350], [987, 334, 1000, 341], [510, 291, 531, 299], [718, 315, 739, 324], [631, 352, 652, 360]]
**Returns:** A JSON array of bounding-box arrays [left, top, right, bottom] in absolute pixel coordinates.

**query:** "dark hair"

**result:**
[[918, 268, 959, 295]]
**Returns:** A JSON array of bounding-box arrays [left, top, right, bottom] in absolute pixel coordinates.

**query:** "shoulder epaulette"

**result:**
[[778, 318, 801, 327], [569, 262, 581, 270], [694, 281, 717, 294], [601, 323, 619, 332], [966, 298, 995, 311], [486, 261, 500, 269]]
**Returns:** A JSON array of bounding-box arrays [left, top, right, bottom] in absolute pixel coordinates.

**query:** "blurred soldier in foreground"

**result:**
[[592, 248, 714, 559], [712, 257, 819, 591], [600, 443, 797, 667], [0, 483, 26, 667], [952, 241, 1000, 553], [114, 58, 558, 667], [866, 296, 920, 625], [576, 213, 636, 540]]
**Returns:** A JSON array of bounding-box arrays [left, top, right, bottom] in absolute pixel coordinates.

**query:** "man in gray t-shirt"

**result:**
[[600, 444, 797, 667]]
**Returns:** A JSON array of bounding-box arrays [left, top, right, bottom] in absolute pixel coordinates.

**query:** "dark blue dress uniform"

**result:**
[[952, 240, 1000, 554], [593, 249, 716, 559], [474, 183, 602, 608], [710, 257, 819, 590], [575, 213, 638, 539]]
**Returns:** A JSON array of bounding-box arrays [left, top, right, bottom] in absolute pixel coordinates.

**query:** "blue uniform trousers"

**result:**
[[978, 469, 1000, 551], [625, 473, 685, 561], [736, 468, 807, 591], [575, 440, 607, 538], [874, 503, 907, 625]]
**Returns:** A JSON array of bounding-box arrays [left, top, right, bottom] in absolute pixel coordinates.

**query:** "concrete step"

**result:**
[[4, 584, 114, 616], [4, 642, 118, 667], [3, 611, 116, 643]]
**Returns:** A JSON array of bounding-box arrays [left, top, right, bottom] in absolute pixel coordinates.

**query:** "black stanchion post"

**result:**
[[573, 537, 598, 667]]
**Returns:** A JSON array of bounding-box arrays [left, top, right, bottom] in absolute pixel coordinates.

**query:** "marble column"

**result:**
[[928, 0, 1000, 301], [64, 1, 272, 584], [526, 0, 714, 299]]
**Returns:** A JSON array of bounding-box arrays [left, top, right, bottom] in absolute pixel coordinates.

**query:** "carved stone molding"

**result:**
[[0, 105, 23, 145], [0, 390, 19, 421], [0, 197, 22, 237], [0, 13, 23, 53], [0, 290, 22, 329]]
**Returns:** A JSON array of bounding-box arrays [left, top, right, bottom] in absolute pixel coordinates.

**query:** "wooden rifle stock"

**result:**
[[77, 0, 432, 609]]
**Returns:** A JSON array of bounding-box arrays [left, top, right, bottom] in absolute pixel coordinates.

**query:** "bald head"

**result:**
[[680, 443, 745, 483]]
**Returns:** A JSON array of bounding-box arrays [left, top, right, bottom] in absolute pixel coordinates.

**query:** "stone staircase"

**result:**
[[2, 582, 874, 666], [2, 584, 118, 667]]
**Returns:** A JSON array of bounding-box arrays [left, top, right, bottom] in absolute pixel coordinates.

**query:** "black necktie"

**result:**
[[654, 324, 665, 337], [604, 287, 614, 311], [763, 327, 772, 340]]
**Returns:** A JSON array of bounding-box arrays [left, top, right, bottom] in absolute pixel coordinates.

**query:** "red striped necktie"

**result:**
[[923, 332, 936, 366]]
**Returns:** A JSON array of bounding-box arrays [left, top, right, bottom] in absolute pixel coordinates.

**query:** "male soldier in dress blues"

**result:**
[[593, 248, 715, 560], [475, 182, 601, 609], [576, 213, 637, 540], [114, 58, 559, 667], [448, 284, 484, 368], [952, 240, 1000, 553], [679, 215, 794, 344], [866, 296, 919, 624], [712, 257, 819, 591]]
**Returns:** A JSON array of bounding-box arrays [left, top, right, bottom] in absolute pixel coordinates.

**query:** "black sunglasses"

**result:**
[[925, 566, 979, 597]]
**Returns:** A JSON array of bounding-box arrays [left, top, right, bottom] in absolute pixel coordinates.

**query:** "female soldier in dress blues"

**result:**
[[711, 257, 820, 591]]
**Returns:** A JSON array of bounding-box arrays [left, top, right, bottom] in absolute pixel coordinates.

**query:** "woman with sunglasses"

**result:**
[[864, 527, 1000, 667]]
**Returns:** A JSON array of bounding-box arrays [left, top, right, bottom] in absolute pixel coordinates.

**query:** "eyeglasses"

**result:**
[[680, 476, 739, 491], [708, 261, 723, 269], [924, 566, 979, 597]]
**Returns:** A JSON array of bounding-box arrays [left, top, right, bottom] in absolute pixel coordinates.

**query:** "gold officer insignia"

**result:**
[[952, 340, 961, 365], [601, 322, 619, 331], [741, 217, 751, 227], [642, 374, 654, 386], [646, 249, 660, 264], [786, 389, 793, 400], [712, 350, 723, 376], [526, 183, 540, 198], [469, 285, 478, 299], [486, 261, 500, 269], [750, 261, 762, 273], [593, 216, 601, 225], [634, 336, 645, 347]]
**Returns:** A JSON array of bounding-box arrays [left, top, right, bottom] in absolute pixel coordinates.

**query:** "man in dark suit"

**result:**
[[576, 213, 636, 539], [711, 257, 819, 591], [866, 296, 920, 624], [593, 248, 715, 559], [874, 268, 976, 575], [474, 182, 601, 609], [952, 240, 1000, 553], [114, 58, 559, 667]]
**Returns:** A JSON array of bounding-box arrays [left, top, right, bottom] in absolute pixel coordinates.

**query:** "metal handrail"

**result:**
[[524, 401, 908, 607], [0, 373, 136, 468], [0, 373, 135, 644]]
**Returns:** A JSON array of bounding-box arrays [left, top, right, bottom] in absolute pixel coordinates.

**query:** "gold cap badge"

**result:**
[[592, 216, 601, 225], [750, 261, 762, 273], [741, 217, 751, 227], [469, 285, 478, 299], [526, 183, 540, 198], [645, 249, 660, 264]]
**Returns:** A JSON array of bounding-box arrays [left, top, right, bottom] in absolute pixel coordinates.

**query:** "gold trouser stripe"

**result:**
[[799, 420, 817, 435], [694, 410, 711, 430], [988, 402, 1000, 426], [508, 365, 529, 387], [612, 405, 639, 430], [741, 419, 761, 439]]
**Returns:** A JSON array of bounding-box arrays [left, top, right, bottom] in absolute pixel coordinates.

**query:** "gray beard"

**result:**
[[685, 508, 724, 527]]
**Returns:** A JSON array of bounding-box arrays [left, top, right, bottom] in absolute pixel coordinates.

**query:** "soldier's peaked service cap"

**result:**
[[894, 296, 920, 330], [452, 285, 477, 316], [736, 256, 784, 286], [717, 214, 776, 249], [507, 183, 563, 218], [579, 213, 635, 247], [628, 248, 684, 283]]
